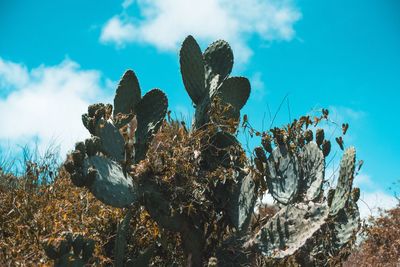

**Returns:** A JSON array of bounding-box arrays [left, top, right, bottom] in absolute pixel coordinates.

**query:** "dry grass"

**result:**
[[0, 164, 183, 266]]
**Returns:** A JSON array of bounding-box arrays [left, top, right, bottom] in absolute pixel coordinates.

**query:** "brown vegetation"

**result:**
[[344, 205, 400, 267], [0, 157, 184, 266]]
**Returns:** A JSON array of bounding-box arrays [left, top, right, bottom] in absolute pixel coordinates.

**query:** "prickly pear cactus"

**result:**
[[249, 125, 360, 265], [65, 71, 168, 208], [179, 35, 250, 131], [59, 35, 360, 266]]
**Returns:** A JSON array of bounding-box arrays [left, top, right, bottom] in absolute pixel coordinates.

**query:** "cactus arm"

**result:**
[[266, 145, 300, 204], [329, 147, 356, 216], [203, 39, 234, 86], [301, 142, 325, 202], [180, 35, 206, 105], [113, 70, 141, 117], [134, 89, 168, 163]]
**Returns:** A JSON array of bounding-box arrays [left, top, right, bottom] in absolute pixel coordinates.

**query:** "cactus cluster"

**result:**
[[64, 70, 167, 208], [249, 129, 360, 265], [59, 35, 360, 266], [180, 36, 257, 233], [180, 35, 250, 131]]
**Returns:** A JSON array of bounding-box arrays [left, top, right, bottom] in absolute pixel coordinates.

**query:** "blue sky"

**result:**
[[0, 0, 399, 217]]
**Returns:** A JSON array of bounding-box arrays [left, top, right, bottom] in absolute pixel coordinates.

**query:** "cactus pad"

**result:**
[[334, 200, 360, 248], [217, 76, 251, 112], [134, 89, 168, 162], [329, 147, 356, 216], [203, 39, 233, 85], [180, 35, 206, 105], [236, 171, 258, 231], [84, 155, 138, 208], [266, 145, 300, 204], [113, 70, 141, 117], [301, 142, 325, 201], [253, 202, 329, 259], [95, 119, 125, 162]]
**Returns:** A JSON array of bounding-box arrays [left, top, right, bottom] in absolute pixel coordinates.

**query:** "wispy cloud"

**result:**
[[328, 105, 366, 122], [0, 58, 112, 157], [100, 0, 301, 64], [0, 59, 30, 93], [250, 72, 267, 100], [358, 191, 398, 219], [353, 173, 398, 219]]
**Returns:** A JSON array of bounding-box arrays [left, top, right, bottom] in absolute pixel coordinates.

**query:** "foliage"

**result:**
[[0, 161, 183, 266], [344, 205, 400, 266]]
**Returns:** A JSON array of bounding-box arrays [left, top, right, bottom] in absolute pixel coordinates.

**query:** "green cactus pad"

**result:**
[[253, 202, 329, 259], [113, 70, 141, 117], [180, 35, 206, 105], [301, 142, 325, 202], [84, 155, 138, 208], [334, 200, 360, 248], [217, 76, 250, 111], [234, 171, 257, 231], [95, 119, 125, 162], [134, 89, 168, 162], [329, 147, 356, 216], [203, 39, 233, 84], [266, 145, 300, 204]]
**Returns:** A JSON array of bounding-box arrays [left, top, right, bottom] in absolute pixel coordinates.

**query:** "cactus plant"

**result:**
[[249, 143, 359, 265], [59, 35, 360, 266], [179, 35, 250, 130]]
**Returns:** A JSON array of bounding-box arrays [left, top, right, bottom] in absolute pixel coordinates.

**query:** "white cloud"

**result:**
[[0, 59, 30, 91], [250, 72, 267, 100], [100, 0, 301, 63], [0, 58, 112, 157], [358, 191, 398, 219], [328, 105, 366, 122], [100, 16, 137, 47], [354, 173, 374, 189]]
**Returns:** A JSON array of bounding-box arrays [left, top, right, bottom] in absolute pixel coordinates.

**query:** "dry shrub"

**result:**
[[0, 167, 120, 266], [344, 205, 400, 267], [0, 162, 183, 266]]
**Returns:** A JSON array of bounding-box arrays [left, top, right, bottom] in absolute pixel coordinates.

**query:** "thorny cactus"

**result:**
[[61, 35, 360, 266], [247, 125, 360, 265]]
